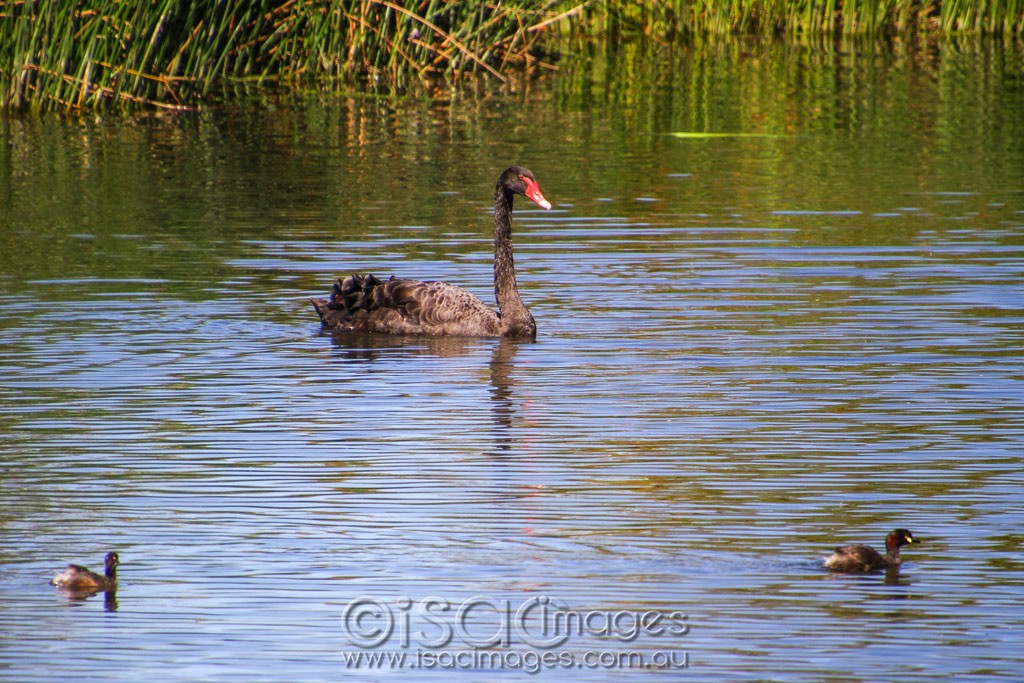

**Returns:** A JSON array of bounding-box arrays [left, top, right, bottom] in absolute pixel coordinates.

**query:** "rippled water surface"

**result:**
[[2, 40, 1024, 681]]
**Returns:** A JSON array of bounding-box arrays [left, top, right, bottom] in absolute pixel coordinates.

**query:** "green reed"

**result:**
[[0, 0, 554, 110], [1, 1, 1021, 111]]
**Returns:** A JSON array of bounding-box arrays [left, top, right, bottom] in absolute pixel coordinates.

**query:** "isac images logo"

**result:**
[[339, 594, 690, 673]]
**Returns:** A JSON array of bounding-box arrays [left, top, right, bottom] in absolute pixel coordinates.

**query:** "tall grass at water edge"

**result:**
[[1, 1, 1022, 111], [0, 0, 560, 110]]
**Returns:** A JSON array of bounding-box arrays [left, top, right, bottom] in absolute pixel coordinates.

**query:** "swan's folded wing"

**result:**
[[323, 274, 499, 336], [391, 280, 499, 333]]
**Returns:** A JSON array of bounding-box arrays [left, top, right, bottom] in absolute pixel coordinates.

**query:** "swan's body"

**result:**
[[311, 166, 551, 338], [50, 552, 119, 592], [824, 529, 918, 573]]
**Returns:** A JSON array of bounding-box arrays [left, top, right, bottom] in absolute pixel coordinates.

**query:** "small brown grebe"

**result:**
[[824, 529, 918, 573], [50, 552, 119, 591]]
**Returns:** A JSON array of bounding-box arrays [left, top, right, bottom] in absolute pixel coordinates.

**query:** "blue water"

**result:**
[[2, 39, 1024, 681]]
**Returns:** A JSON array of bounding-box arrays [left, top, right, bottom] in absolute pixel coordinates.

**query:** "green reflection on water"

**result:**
[[0, 38, 1020, 297]]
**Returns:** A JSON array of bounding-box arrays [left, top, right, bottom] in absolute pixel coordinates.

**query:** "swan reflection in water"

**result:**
[[318, 332, 531, 456]]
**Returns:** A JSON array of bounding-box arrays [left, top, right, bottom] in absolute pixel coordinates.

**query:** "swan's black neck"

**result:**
[[493, 185, 536, 337]]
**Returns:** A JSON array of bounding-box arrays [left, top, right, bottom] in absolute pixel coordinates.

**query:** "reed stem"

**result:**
[[1, 1, 1020, 111]]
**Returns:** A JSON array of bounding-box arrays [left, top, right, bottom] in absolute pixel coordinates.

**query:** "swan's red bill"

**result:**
[[523, 177, 552, 210]]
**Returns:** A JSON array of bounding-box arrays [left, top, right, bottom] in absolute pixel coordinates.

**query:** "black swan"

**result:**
[[824, 529, 919, 572], [311, 166, 551, 338], [50, 552, 119, 591]]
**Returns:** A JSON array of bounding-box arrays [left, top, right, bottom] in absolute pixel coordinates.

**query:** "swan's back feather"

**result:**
[[312, 273, 502, 336]]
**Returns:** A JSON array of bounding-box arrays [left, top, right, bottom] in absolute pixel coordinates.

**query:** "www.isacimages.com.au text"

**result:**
[[343, 648, 689, 673]]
